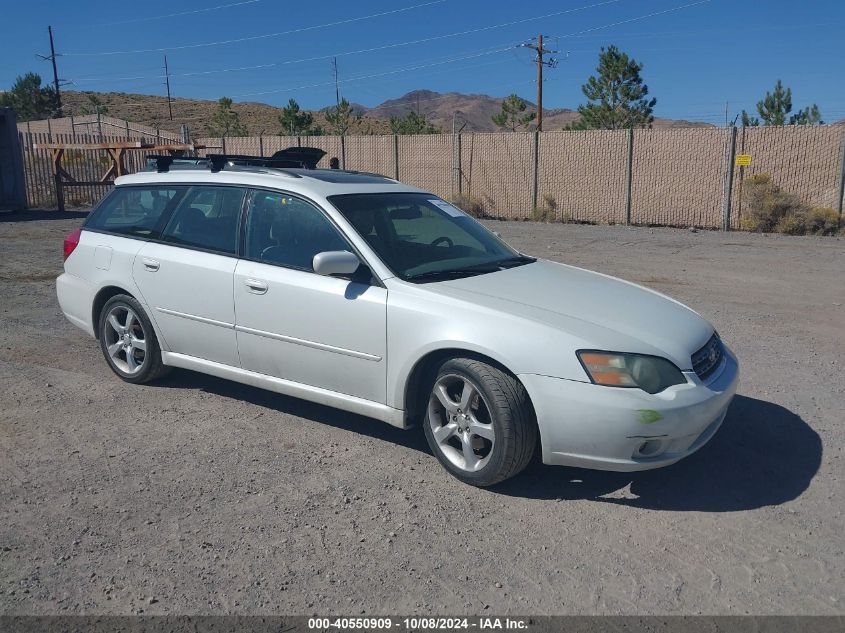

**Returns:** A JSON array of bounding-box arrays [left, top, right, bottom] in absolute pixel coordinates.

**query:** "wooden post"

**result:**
[[50, 148, 65, 212]]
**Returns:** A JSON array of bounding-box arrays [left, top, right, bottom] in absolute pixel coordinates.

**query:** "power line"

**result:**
[[79, 0, 263, 28], [231, 45, 518, 98], [70, 0, 626, 84], [549, 0, 712, 40], [61, 0, 448, 56]]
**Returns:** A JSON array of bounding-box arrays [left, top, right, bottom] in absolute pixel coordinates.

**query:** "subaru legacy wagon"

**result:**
[[57, 160, 739, 486]]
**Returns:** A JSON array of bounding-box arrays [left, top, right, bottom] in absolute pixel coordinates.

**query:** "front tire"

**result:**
[[423, 357, 537, 486], [98, 294, 169, 384]]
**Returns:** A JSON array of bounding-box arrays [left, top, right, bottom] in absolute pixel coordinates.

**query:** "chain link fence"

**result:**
[[17, 120, 845, 228]]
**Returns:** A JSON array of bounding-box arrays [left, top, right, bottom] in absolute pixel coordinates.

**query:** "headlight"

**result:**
[[577, 351, 687, 394]]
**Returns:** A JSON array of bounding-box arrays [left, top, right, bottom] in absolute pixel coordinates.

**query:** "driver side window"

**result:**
[[244, 191, 352, 272]]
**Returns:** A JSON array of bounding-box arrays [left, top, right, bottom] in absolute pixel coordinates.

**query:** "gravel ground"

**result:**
[[1, 211, 843, 616]]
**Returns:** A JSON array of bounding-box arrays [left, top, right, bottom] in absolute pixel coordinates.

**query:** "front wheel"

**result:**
[[98, 294, 169, 384], [423, 357, 537, 486]]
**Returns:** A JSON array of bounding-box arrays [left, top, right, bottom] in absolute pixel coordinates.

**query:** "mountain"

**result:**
[[368, 89, 711, 131], [59, 89, 713, 136]]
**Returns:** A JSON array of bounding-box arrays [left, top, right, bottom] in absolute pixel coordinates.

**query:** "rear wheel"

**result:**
[[98, 294, 169, 384], [423, 357, 537, 486]]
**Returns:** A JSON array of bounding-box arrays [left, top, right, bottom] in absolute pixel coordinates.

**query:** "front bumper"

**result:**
[[519, 346, 739, 471]]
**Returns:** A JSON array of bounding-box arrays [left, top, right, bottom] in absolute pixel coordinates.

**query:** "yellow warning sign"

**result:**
[[735, 154, 752, 167]]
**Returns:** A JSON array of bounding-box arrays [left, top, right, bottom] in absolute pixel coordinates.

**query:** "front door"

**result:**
[[132, 185, 246, 367], [234, 190, 387, 403]]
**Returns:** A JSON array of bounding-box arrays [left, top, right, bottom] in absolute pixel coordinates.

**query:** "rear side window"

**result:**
[[86, 186, 183, 239], [160, 186, 246, 255]]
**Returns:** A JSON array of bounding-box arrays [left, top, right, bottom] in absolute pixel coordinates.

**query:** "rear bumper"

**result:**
[[56, 272, 95, 337], [519, 346, 739, 471]]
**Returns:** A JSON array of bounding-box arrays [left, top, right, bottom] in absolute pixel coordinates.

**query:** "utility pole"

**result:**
[[331, 57, 340, 106], [164, 55, 173, 120], [520, 34, 557, 131], [38, 26, 64, 117]]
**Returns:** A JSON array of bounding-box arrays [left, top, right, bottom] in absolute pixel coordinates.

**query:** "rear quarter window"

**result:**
[[86, 186, 184, 239]]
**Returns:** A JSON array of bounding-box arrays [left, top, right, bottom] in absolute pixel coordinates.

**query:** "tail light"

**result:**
[[63, 228, 82, 262]]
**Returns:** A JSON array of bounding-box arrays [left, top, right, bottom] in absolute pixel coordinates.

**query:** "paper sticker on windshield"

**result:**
[[429, 199, 466, 217]]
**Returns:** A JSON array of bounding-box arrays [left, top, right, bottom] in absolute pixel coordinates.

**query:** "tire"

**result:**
[[422, 357, 537, 487], [97, 294, 170, 384]]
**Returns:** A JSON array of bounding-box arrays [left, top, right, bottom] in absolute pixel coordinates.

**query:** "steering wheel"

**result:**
[[431, 236, 454, 248]]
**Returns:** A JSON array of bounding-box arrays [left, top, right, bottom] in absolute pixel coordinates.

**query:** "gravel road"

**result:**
[[1, 211, 843, 616]]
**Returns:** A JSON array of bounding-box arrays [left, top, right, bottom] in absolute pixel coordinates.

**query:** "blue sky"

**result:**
[[1, 0, 843, 124]]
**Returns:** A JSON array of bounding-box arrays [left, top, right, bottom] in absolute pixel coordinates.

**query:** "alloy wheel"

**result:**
[[427, 374, 496, 473], [103, 305, 147, 375]]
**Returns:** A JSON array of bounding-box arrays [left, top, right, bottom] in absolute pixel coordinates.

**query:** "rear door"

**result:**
[[234, 190, 387, 403], [132, 185, 246, 367]]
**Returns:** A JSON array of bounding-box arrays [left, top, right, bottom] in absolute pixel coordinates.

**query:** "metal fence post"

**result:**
[[531, 130, 540, 211], [456, 133, 462, 195], [340, 135, 346, 170], [393, 134, 399, 181], [624, 128, 634, 225], [837, 131, 845, 228], [721, 126, 738, 231], [221, 136, 227, 154], [259, 135, 264, 157]]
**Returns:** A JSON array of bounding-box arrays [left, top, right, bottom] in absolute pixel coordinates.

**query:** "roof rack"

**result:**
[[145, 146, 328, 173]]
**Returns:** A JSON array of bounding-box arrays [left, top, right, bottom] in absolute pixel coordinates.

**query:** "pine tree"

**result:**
[[389, 111, 440, 134], [0, 72, 59, 121], [278, 98, 316, 135], [209, 97, 247, 137], [567, 46, 656, 130], [491, 94, 536, 131], [325, 98, 360, 136], [741, 80, 823, 126]]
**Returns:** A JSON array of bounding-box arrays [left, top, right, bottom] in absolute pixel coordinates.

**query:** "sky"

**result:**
[[0, 0, 843, 125]]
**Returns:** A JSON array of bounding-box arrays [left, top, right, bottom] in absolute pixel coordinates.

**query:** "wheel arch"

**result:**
[[91, 285, 136, 339], [401, 347, 536, 427]]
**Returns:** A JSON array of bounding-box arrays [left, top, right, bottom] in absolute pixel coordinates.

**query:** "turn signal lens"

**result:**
[[577, 351, 687, 394], [63, 228, 81, 262]]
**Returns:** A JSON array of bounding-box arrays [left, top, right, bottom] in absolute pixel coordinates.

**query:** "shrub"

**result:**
[[805, 207, 839, 236], [530, 193, 558, 222], [448, 193, 486, 218], [740, 173, 807, 233]]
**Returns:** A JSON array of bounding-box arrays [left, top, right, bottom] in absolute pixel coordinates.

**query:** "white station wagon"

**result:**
[[57, 158, 739, 486]]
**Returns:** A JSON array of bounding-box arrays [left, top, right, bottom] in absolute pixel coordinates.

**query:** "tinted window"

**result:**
[[329, 193, 524, 281], [245, 191, 351, 272], [86, 186, 183, 239], [160, 186, 246, 255]]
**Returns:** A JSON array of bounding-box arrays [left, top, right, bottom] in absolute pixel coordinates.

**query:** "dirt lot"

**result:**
[[1, 212, 843, 616]]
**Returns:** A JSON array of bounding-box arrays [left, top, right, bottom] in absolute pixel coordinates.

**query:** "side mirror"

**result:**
[[312, 251, 360, 276]]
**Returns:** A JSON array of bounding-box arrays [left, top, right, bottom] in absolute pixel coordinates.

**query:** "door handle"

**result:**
[[141, 257, 160, 272], [244, 278, 268, 294]]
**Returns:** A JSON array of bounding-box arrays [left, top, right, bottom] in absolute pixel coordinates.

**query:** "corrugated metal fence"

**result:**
[[17, 122, 845, 229]]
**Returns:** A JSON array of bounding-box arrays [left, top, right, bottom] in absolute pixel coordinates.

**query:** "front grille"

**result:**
[[692, 333, 723, 381]]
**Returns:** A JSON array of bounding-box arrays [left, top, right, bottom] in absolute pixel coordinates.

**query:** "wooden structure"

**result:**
[[34, 140, 203, 211]]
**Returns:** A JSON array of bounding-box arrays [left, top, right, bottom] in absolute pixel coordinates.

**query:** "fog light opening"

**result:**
[[636, 440, 664, 457]]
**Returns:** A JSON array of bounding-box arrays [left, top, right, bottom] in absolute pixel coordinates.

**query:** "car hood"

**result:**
[[427, 259, 713, 370]]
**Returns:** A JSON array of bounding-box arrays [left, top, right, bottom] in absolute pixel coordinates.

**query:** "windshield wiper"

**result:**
[[406, 256, 536, 282], [405, 268, 498, 282], [495, 255, 536, 268]]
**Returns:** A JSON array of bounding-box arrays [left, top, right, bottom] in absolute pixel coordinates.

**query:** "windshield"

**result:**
[[328, 193, 533, 282]]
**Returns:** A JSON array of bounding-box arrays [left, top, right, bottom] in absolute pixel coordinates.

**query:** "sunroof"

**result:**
[[297, 170, 395, 184]]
